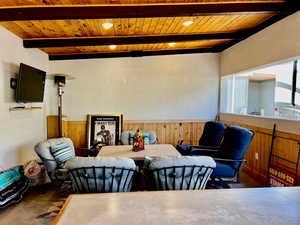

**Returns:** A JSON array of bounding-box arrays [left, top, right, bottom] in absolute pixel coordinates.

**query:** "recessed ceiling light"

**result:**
[[168, 42, 176, 47], [109, 45, 117, 50], [102, 22, 113, 30], [183, 20, 194, 27]]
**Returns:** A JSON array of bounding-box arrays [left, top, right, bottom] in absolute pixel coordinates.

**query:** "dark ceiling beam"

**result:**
[[216, 10, 299, 52], [49, 47, 220, 60], [23, 32, 243, 48], [0, 3, 297, 21]]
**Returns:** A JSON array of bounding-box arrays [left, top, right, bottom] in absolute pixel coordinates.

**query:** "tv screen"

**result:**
[[16, 63, 46, 103]]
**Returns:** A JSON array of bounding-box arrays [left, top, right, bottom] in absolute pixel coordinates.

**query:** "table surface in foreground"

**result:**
[[53, 187, 300, 225]]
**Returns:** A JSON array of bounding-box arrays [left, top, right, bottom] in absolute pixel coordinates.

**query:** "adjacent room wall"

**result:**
[[220, 11, 300, 76], [0, 26, 49, 169], [48, 53, 220, 121], [219, 11, 300, 134]]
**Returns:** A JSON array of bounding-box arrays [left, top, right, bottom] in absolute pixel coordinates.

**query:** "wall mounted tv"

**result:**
[[16, 63, 46, 103]]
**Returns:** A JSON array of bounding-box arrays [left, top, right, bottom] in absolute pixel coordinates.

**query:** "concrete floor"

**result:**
[[0, 172, 262, 225]]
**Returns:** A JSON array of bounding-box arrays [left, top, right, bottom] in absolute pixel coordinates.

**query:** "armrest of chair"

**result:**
[[196, 145, 221, 150], [191, 149, 219, 157], [213, 158, 247, 163]]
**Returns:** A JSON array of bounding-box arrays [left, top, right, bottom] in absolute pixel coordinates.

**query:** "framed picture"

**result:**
[[87, 114, 123, 148]]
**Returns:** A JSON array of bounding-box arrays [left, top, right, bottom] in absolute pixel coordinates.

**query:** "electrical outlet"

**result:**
[[255, 152, 259, 160]]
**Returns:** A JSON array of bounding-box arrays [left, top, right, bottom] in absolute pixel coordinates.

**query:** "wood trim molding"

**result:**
[[0, 3, 296, 21]]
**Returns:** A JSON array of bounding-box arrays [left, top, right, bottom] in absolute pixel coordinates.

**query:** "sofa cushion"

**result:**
[[50, 142, 75, 167]]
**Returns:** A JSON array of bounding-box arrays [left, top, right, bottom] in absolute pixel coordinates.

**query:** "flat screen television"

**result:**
[[16, 63, 46, 103]]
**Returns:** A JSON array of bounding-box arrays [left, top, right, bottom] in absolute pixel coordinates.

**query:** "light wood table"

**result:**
[[97, 144, 181, 160], [53, 187, 300, 225]]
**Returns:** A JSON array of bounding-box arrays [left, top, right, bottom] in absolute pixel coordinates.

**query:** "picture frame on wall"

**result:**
[[87, 114, 123, 149]]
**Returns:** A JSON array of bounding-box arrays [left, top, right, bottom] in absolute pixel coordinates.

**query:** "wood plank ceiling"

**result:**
[[0, 0, 298, 60]]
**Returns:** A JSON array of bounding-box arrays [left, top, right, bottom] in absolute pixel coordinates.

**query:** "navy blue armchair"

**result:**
[[191, 125, 255, 188], [176, 121, 225, 156]]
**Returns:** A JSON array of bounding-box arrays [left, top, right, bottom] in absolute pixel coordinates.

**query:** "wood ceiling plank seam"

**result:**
[[182, 16, 196, 33], [86, 20, 97, 36], [115, 18, 123, 36], [142, 18, 151, 34], [15, 21, 44, 37], [78, 20, 92, 36], [155, 17, 166, 35], [121, 18, 128, 35], [42, 20, 66, 37], [148, 17, 158, 35], [128, 18, 136, 35], [145, 17, 154, 35], [220, 14, 243, 31], [232, 14, 255, 30], [199, 16, 214, 33], [224, 15, 248, 31], [56, 20, 79, 38], [163, 17, 176, 34], [209, 15, 227, 32], [91, 20, 103, 36], [134, 17, 143, 35], [168, 17, 183, 35], [188, 16, 208, 33], [30, 20, 51, 37], [159, 17, 174, 34], [176, 16, 190, 34], [111, 18, 117, 36], [209, 16, 229, 32]]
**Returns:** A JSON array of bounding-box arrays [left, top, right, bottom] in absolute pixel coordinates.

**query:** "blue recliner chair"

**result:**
[[176, 121, 225, 156], [191, 125, 255, 188]]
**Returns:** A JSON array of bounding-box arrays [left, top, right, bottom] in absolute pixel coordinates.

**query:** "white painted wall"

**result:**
[[220, 11, 300, 76], [48, 54, 220, 121], [0, 26, 49, 169], [248, 80, 275, 116]]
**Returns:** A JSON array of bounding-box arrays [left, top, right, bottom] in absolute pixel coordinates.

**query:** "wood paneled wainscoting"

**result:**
[[47, 116, 206, 149], [221, 120, 300, 186]]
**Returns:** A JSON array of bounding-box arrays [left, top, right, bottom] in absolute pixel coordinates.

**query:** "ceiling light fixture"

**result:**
[[102, 22, 114, 29], [168, 42, 176, 47], [182, 20, 194, 27], [109, 45, 117, 50]]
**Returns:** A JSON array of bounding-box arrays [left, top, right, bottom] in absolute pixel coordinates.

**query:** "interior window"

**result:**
[[220, 59, 300, 120]]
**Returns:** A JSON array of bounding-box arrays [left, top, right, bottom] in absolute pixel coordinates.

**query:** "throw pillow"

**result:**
[[50, 143, 74, 167]]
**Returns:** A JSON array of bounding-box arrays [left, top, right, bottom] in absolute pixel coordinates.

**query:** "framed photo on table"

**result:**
[[87, 114, 123, 149]]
